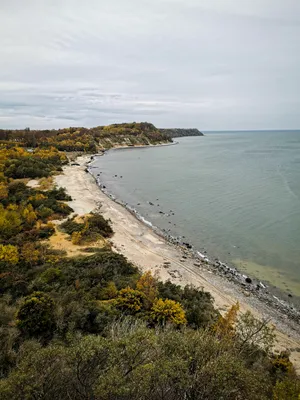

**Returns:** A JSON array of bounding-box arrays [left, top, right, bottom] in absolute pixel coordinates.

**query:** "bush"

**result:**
[[47, 187, 72, 201], [157, 281, 219, 328], [16, 291, 56, 340], [87, 213, 113, 238], [115, 287, 145, 314], [5, 158, 51, 179], [61, 218, 84, 235], [40, 268, 62, 284], [62, 214, 113, 244], [150, 298, 187, 327]]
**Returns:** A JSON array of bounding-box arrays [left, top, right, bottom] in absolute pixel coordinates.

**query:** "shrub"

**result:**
[[0, 244, 19, 267], [136, 271, 158, 309], [16, 291, 56, 339], [47, 187, 72, 201], [40, 268, 62, 284], [61, 218, 84, 235], [150, 298, 187, 327], [116, 287, 145, 314], [87, 213, 113, 238]]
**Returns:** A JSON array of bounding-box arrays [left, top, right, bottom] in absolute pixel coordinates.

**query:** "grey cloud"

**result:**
[[0, 0, 299, 129]]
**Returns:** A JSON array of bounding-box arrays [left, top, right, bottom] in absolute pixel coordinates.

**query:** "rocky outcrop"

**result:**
[[159, 128, 204, 138]]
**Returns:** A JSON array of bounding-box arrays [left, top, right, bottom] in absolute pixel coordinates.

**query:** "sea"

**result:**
[[90, 131, 300, 299]]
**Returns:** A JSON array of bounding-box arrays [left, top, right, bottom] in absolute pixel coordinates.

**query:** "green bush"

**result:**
[[87, 213, 113, 238], [16, 291, 56, 340], [48, 187, 72, 201], [61, 218, 84, 235], [40, 268, 62, 284], [5, 158, 51, 179]]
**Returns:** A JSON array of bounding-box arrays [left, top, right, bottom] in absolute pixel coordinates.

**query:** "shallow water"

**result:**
[[90, 131, 300, 297]]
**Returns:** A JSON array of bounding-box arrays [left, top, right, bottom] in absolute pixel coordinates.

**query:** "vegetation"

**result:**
[[61, 213, 113, 245], [0, 124, 299, 399], [0, 122, 172, 152]]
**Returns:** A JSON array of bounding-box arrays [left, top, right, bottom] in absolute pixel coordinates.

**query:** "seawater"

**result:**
[[90, 131, 300, 297]]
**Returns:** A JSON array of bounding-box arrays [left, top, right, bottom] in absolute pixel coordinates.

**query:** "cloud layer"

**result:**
[[1, 0, 300, 130]]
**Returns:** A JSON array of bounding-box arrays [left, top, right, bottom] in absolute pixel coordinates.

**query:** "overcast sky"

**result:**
[[1, 0, 300, 130]]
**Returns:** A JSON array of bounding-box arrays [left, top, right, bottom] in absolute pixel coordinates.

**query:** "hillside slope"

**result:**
[[160, 128, 204, 138]]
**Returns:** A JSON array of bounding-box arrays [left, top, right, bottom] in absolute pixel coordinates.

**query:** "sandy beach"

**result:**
[[55, 154, 300, 371]]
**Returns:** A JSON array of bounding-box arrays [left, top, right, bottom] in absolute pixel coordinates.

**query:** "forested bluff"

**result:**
[[0, 122, 299, 399]]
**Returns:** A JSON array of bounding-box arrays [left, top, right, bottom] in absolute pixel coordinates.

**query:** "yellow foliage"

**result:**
[[150, 298, 187, 326], [21, 243, 40, 266], [213, 302, 240, 338], [102, 281, 118, 299], [116, 287, 145, 313], [72, 231, 82, 245], [271, 352, 294, 375], [38, 176, 53, 190], [22, 204, 37, 226], [0, 244, 19, 265], [6, 204, 18, 211], [28, 193, 46, 202], [136, 271, 158, 309], [0, 183, 8, 199]]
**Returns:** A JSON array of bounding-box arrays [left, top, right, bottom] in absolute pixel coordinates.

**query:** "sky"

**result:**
[[1, 0, 300, 130]]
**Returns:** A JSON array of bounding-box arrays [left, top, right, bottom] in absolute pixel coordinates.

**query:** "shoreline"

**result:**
[[90, 148, 300, 315], [55, 152, 300, 371]]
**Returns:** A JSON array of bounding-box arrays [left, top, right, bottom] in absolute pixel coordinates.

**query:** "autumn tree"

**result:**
[[0, 245, 19, 268], [21, 243, 41, 266], [0, 183, 8, 200], [213, 302, 239, 338], [115, 287, 145, 314], [150, 298, 187, 327], [136, 271, 158, 309]]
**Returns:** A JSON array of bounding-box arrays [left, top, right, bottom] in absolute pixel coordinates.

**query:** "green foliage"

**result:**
[[273, 376, 300, 400], [271, 351, 294, 376], [157, 281, 219, 328], [47, 186, 72, 201], [0, 297, 19, 378], [16, 291, 56, 340], [0, 122, 172, 152], [60, 218, 84, 235], [62, 213, 113, 244], [61, 218, 83, 234], [40, 267, 63, 284], [87, 213, 113, 238], [0, 320, 276, 400], [236, 310, 276, 356], [5, 158, 51, 178], [0, 129, 298, 398]]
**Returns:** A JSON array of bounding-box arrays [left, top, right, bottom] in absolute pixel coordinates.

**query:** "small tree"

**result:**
[[213, 302, 239, 338], [0, 244, 19, 267], [136, 271, 158, 309], [236, 311, 276, 355], [115, 287, 145, 314], [150, 298, 187, 327], [16, 291, 56, 340]]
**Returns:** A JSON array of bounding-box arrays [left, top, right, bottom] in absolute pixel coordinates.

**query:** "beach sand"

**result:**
[[55, 155, 300, 371]]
